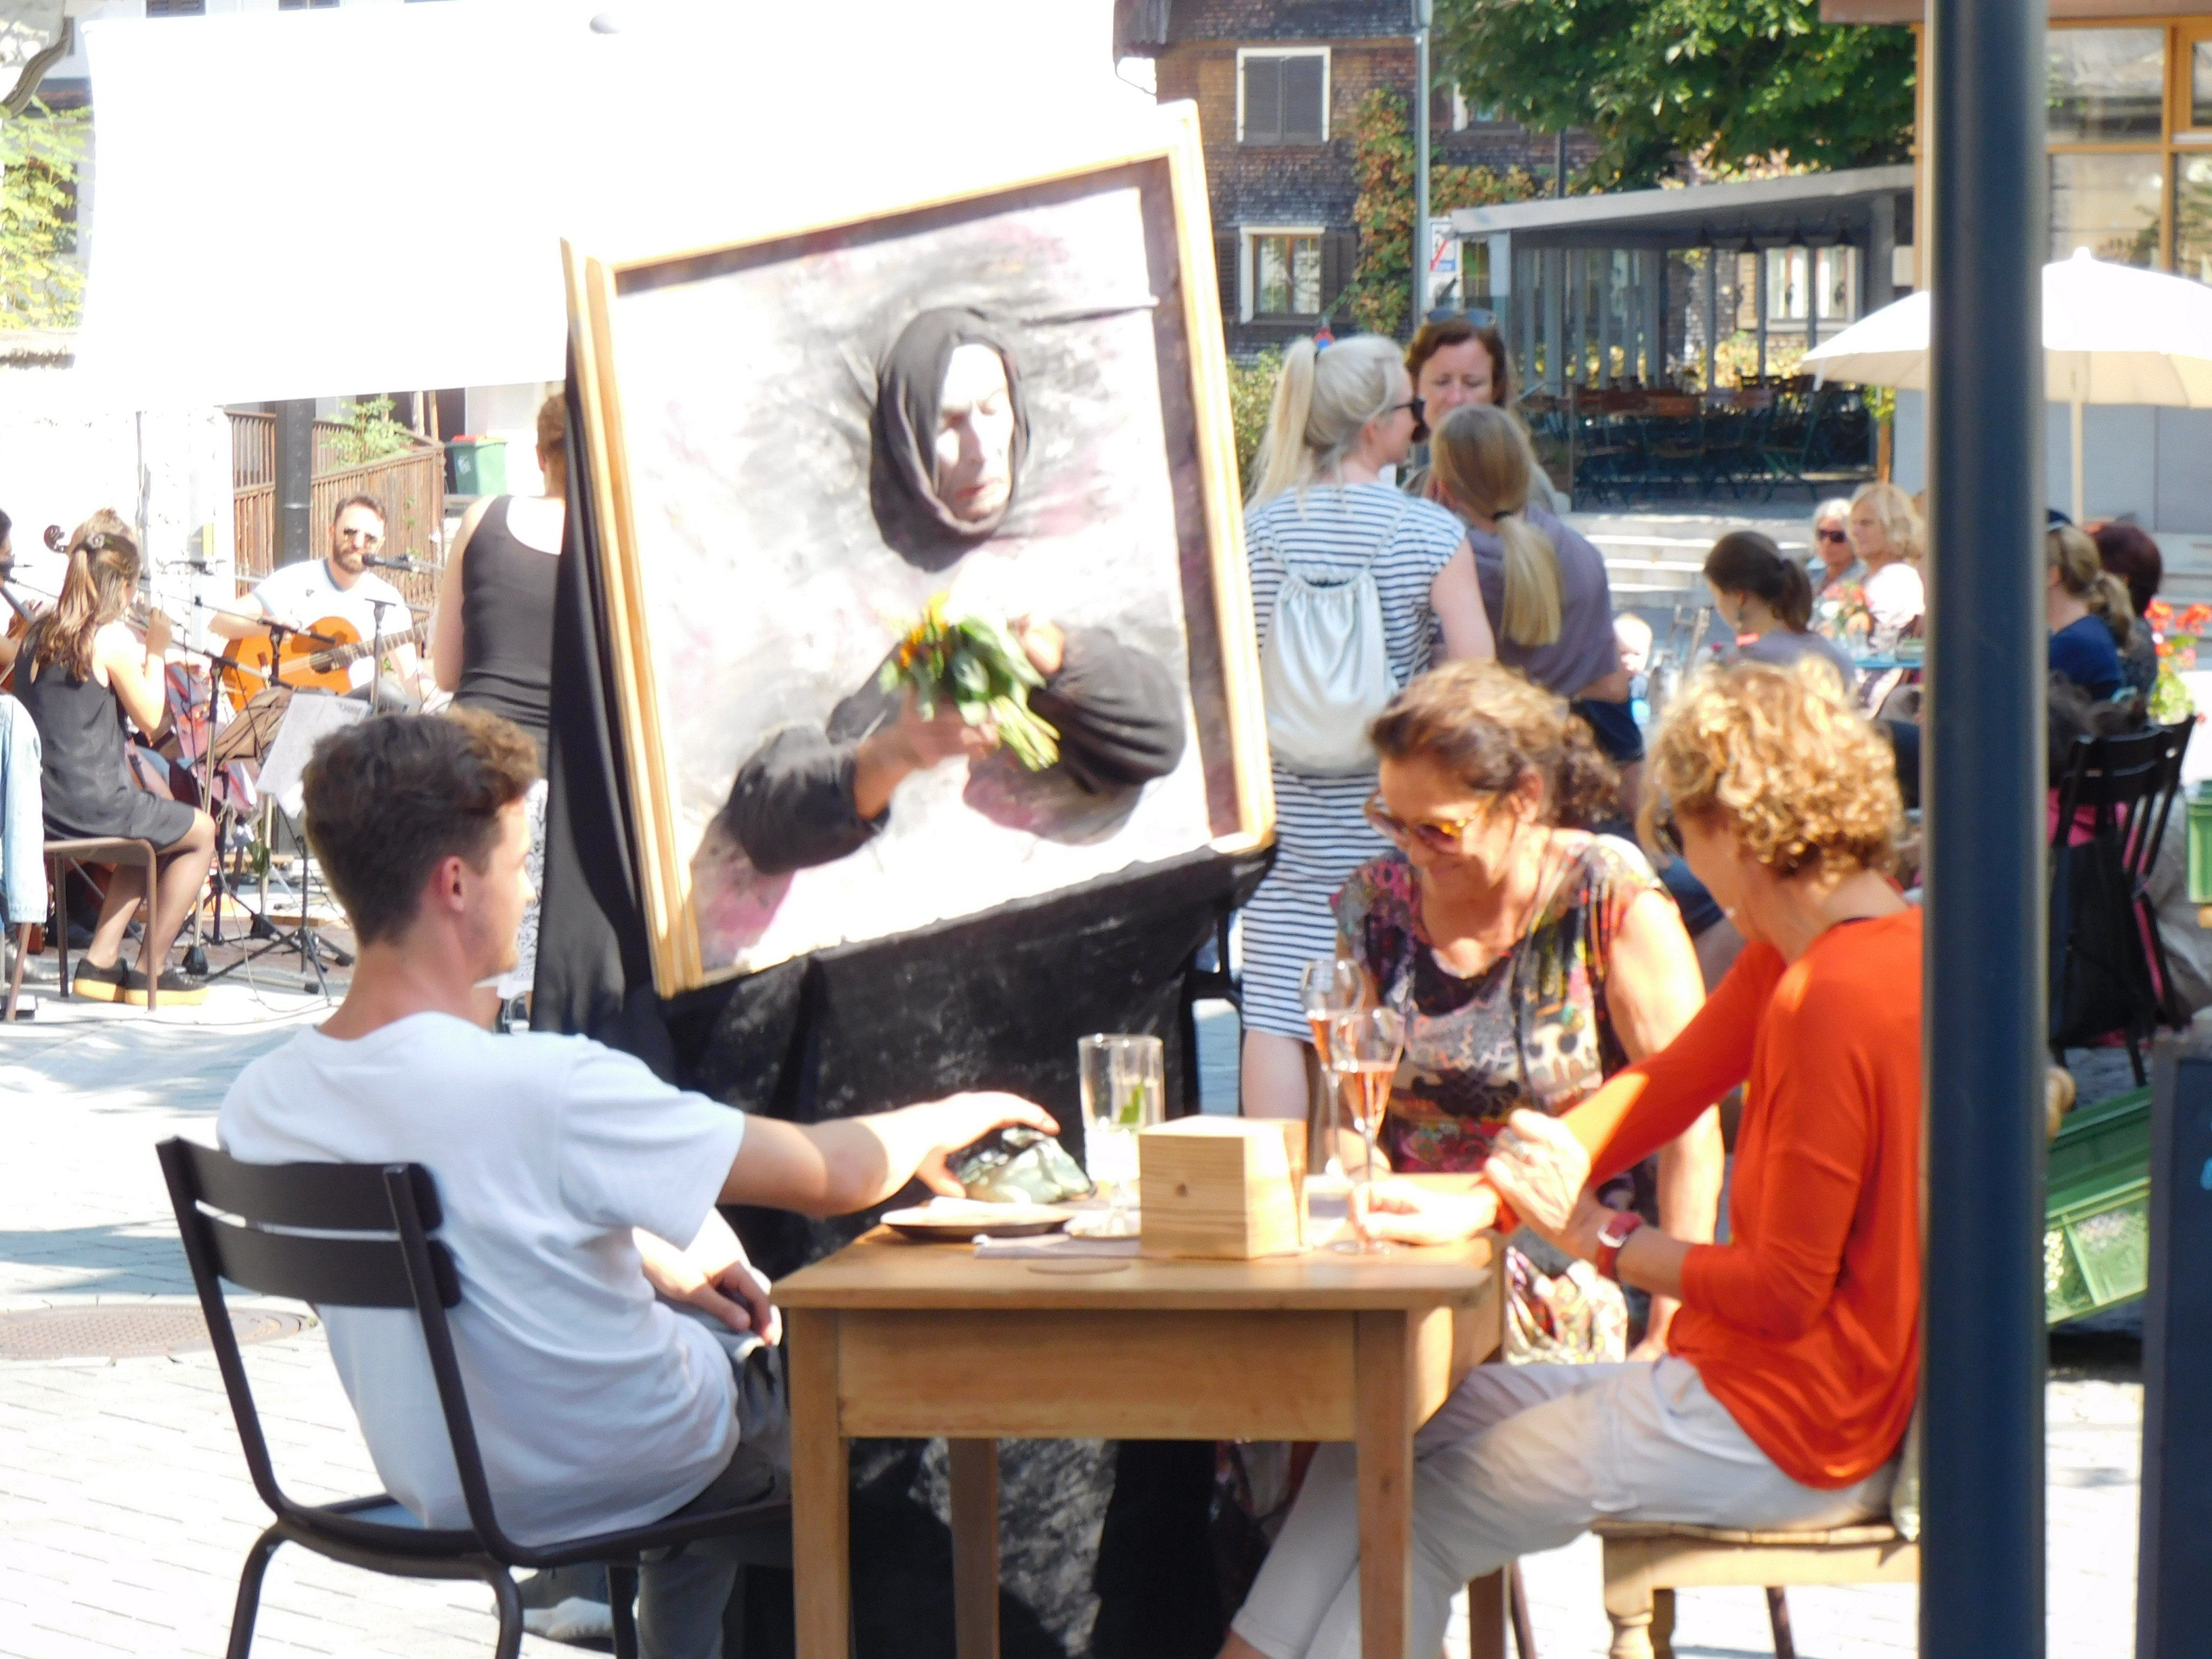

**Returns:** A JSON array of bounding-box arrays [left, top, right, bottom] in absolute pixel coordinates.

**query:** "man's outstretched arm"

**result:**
[[719, 1091, 1057, 1218]]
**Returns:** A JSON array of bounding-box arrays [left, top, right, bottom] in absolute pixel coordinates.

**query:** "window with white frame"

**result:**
[[1451, 87, 1498, 129], [1245, 229, 1325, 320], [1239, 49, 1329, 144]]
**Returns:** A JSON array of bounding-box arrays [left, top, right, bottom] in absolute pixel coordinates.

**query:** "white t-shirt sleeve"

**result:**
[[251, 562, 315, 625], [555, 1041, 747, 1244]]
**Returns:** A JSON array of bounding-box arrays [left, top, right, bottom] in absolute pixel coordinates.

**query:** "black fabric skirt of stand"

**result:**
[[532, 358, 1272, 1659]]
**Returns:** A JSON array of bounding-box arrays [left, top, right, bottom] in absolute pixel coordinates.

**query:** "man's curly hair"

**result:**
[[1641, 661, 1901, 879]]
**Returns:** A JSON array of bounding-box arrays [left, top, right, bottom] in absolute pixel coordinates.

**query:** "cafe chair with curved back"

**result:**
[[156, 1137, 791, 1659]]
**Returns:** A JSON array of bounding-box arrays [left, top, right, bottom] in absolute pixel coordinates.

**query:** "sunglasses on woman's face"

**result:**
[[1817, 527, 1850, 544], [1387, 395, 1427, 424], [1365, 792, 1480, 854]]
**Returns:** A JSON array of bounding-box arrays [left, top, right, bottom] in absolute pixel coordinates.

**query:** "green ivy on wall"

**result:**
[[1341, 89, 1544, 339], [0, 98, 87, 332]]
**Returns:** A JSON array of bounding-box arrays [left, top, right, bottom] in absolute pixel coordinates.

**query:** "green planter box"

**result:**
[[447, 435, 507, 497], [2045, 1085, 2150, 1324]]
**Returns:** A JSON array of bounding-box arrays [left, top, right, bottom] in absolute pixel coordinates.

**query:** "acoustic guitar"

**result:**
[[222, 612, 431, 707]]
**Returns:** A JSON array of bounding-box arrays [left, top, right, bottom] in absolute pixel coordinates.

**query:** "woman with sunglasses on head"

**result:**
[[1238, 333, 1496, 1124], [1337, 660, 1718, 1361], [1399, 313, 1561, 514], [1219, 663, 1918, 1659]]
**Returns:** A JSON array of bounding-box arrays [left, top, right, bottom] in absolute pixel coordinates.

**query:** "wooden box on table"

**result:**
[[1138, 1118, 1306, 1259]]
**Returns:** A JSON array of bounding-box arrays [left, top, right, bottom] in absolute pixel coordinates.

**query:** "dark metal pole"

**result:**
[[275, 397, 314, 569], [1923, 0, 2047, 1651]]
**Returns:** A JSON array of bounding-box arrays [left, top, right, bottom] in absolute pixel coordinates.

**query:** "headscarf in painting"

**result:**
[[869, 307, 1031, 569]]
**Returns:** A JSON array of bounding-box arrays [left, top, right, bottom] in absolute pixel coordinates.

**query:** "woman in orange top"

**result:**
[[1220, 661, 1920, 1659]]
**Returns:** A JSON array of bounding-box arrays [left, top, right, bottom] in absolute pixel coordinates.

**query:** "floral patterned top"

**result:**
[[1331, 838, 1664, 1172]]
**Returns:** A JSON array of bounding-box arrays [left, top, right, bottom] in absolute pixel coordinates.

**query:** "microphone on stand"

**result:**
[[363, 555, 427, 573]]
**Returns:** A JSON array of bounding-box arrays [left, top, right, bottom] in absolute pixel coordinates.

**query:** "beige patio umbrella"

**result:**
[[1804, 248, 2212, 523]]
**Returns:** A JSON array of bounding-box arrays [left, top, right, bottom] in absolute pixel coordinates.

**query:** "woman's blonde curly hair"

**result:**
[[1640, 661, 1902, 879]]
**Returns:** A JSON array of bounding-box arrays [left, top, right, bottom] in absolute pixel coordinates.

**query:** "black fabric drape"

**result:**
[[535, 357, 1269, 1658]]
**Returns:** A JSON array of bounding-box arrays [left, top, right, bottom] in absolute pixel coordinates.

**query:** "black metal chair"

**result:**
[[2047, 721, 2190, 1084], [156, 1138, 791, 1659]]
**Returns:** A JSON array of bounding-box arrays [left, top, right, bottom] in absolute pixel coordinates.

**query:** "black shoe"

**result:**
[[122, 965, 208, 1006], [71, 959, 129, 1002]]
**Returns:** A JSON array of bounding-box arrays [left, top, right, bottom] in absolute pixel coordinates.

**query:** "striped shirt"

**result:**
[[1239, 482, 1467, 1037]]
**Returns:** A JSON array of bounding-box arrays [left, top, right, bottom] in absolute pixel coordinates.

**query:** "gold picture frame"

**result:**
[[563, 108, 1273, 997]]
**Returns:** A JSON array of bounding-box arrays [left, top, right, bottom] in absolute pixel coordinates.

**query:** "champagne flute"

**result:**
[[1300, 957, 1361, 1181], [1327, 1005, 1406, 1255]]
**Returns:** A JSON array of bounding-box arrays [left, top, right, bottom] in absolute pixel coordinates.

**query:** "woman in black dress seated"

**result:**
[[14, 512, 215, 1003], [720, 307, 1185, 877]]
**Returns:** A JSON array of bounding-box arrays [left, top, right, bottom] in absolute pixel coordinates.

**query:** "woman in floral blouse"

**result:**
[[1336, 661, 1723, 1359]]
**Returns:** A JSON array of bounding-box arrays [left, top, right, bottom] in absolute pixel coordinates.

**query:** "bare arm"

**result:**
[[1430, 543, 1496, 663], [636, 1210, 780, 1344], [1601, 886, 1724, 1350], [96, 618, 170, 736], [430, 498, 492, 694], [208, 594, 268, 642], [719, 1090, 1057, 1217]]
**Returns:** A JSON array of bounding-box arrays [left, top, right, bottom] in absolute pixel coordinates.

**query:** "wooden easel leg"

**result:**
[[1355, 1310, 1414, 1659], [1508, 1561, 1538, 1659], [787, 1309, 849, 1659], [948, 1438, 1000, 1659]]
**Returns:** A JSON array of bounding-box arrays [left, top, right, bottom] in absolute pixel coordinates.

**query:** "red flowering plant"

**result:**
[[2144, 598, 2209, 723]]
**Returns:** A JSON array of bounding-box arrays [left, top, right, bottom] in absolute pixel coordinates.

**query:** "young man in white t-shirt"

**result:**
[[217, 708, 1054, 1658], [211, 495, 431, 705]]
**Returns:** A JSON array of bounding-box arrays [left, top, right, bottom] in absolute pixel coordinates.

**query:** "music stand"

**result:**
[[201, 691, 367, 995]]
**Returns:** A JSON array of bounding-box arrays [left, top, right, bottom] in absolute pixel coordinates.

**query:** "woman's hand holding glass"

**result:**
[[1351, 1178, 1499, 1246]]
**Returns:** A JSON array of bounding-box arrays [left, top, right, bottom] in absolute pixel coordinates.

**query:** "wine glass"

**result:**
[[1300, 957, 1361, 1181], [1077, 1034, 1163, 1236], [1327, 1005, 1406, 1255]]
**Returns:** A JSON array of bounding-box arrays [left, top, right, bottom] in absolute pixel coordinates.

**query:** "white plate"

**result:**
[[881, 1202, 1069, 1242]]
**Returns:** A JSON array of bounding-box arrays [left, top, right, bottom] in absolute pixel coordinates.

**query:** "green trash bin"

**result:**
[[447, 435, 507, 497]]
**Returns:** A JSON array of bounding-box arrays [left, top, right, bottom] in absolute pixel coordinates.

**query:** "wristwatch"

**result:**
[[1594, 1210, 1647, 1283]]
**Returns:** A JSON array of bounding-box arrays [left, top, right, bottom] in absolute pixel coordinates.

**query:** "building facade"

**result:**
[[1116, 0, 1593, 355]]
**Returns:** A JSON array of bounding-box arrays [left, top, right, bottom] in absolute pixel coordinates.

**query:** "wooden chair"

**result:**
[[1593, 1518, 1918, 1659], [45, 835, 159, 1010]]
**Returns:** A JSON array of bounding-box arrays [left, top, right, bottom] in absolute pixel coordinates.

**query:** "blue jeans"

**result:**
[[0, 693, 46, 926]]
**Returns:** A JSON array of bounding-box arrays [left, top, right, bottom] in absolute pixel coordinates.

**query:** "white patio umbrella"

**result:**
[[1804, 248, 2212, 522]]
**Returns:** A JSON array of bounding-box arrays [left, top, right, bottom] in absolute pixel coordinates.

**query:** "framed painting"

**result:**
[[563, 110, 1271, 995]]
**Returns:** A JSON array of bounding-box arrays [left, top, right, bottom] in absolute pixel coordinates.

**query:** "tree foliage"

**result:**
[[0, 95, 85, 331], [1433, 0, 1915, 190], [1342, 89, 1543, 338]]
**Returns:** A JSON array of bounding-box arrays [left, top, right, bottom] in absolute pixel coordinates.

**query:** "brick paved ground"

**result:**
[[1, 982, 2142, 1657]]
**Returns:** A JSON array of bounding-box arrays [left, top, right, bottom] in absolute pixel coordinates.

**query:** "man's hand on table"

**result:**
[[637, 1212, 782, 1345], [907, 1091, 1061, 1197], [1351, 1178, 1499, 1246]]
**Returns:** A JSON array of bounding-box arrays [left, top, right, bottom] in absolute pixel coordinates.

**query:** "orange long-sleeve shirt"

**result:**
[[1559, 908, 1923, 1490]]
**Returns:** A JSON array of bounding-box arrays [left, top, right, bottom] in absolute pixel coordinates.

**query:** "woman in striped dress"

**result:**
[[1239, 334, 1496, 1117]]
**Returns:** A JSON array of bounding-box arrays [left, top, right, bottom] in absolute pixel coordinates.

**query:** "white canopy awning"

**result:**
[[44, 0, 1143, 410]]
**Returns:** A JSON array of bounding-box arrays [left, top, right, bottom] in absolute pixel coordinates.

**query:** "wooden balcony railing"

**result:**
[[227, 410, 445, 615]]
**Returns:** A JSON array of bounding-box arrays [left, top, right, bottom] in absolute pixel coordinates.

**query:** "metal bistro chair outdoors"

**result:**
[[2047, 720, 2190, 1085], [157, 1138, 791, 1659]]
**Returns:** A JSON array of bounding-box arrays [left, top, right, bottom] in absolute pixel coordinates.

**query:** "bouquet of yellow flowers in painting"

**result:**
[[879, 594, 1061, 770]]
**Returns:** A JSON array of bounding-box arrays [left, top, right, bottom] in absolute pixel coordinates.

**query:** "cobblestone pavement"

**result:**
[[2, 992, 2142, 1657]]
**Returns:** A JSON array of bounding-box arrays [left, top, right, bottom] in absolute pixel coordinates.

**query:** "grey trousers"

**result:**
[[636, 1338, 791, 1659]]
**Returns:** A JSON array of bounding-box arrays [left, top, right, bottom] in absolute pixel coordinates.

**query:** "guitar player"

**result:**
[[210, 495, 432, 709]]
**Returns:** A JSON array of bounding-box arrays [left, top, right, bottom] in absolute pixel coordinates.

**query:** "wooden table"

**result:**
[[775, 1226, 1502, 1659]]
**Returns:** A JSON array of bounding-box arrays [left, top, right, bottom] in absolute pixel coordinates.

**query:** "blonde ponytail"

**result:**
[[1430, 403, 1561, 646], [2050, 524, 2134, 650], [1246, 334, 1405, 505]]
